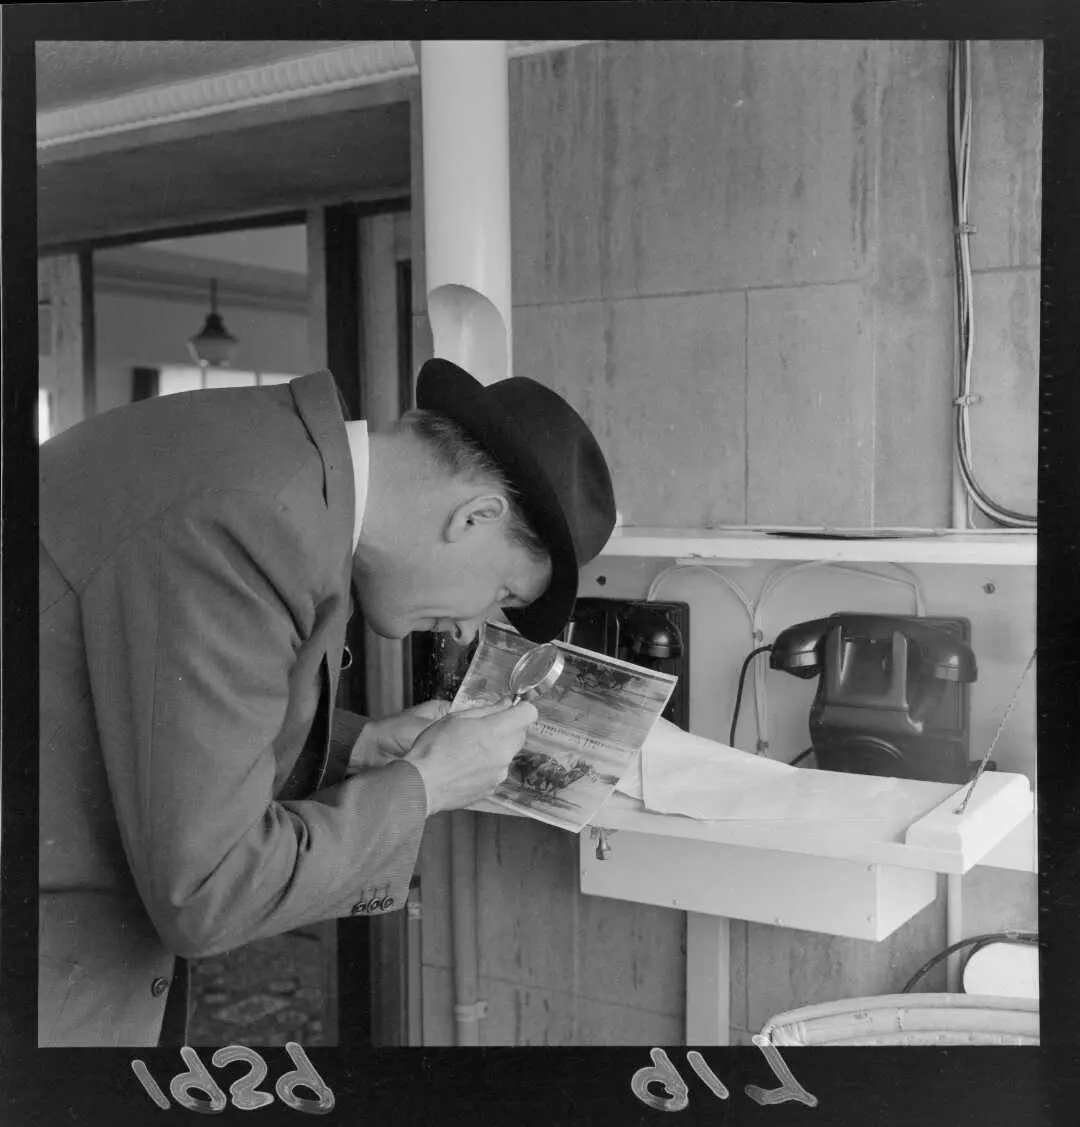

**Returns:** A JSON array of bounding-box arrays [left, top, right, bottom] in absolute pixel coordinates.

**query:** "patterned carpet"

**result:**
[[186, 928, 334, 1047]]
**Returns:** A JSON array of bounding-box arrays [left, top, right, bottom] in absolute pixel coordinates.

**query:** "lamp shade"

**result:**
[[188, 278, 238, 368]]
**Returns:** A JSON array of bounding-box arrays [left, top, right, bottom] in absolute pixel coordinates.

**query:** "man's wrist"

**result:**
[[348, 724, 380, 771]]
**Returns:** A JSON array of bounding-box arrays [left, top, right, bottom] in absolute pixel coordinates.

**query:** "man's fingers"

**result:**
[[411, 699, 452, 720], [484, 700, 538, 731], [453, 697, 533, 722], [452, 697, 511, 717]]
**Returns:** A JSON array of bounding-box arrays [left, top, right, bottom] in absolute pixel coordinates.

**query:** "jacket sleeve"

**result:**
[[331, 708, 369, 758], [78, 487, 428, 959]]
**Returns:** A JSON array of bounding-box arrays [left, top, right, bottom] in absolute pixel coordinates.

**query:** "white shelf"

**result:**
[[579, 771, 1033, 877], [570, 772, 1033, 942], [600, 527, 1037, 566], [473, 772, 1035, 877]]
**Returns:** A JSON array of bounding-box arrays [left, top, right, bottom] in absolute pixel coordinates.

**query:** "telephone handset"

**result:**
[[768, 614, 978, 782], [771, 613, 977, 682]]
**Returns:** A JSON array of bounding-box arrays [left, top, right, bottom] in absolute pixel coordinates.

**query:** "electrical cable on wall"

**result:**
[[901, 931, 1037, 994], [949, 40, 1037, 529], [648, 559, 926, 759], [646, 563, 756, 624], [729, 644, 772, 747]]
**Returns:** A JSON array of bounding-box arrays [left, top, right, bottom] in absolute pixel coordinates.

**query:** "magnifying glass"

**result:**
[[507, 643, 565, 704]]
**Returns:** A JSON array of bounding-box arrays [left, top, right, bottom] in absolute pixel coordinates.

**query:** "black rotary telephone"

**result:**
[[769, 613, 978, 783]]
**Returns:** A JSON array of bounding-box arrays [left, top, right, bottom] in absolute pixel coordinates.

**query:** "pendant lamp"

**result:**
[[187, 278, 238, 368]]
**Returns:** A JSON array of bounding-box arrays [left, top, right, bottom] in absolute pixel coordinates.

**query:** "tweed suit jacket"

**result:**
[[38, 371, 428, 1047]]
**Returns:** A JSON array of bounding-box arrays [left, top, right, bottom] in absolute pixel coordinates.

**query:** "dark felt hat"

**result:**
[[416, 358, 616, 643]]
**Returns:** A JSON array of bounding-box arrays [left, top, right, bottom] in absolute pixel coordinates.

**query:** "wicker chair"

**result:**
[[757, 992, 1039, 1046]]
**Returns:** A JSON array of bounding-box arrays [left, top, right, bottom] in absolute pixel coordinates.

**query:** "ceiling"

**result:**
[[140, 227, 308, 274], [36, 41, 352, 111], [37, 98, 411, 248], [33, 40, 580, 249]]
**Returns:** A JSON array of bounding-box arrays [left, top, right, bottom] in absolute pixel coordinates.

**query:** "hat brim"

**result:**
[[416, 360, 578, 643]]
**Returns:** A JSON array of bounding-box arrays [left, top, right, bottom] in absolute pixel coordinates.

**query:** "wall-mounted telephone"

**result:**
[[409, 598, 691, 730], [565, 598, 691, 730], [770, 613, 978, 783]]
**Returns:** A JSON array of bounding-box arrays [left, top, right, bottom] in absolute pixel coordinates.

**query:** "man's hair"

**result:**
[[396, 408, 548, 563]]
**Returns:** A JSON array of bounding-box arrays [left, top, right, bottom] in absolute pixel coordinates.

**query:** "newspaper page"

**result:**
[[451, 622, 677, 831]]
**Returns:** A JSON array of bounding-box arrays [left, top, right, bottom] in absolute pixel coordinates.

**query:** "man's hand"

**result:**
[[405, 698, 538, 816], [347, 699, 452, 773]]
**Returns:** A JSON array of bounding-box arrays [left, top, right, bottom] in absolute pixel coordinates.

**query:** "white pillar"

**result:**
[[686, 913, 732, 1045], [419, 40, 512, 386], [945, 873, 964, 992], [418, 39, 514, 1047]]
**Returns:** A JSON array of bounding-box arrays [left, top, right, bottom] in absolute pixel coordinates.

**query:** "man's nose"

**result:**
[[451, 618, 485, 646]]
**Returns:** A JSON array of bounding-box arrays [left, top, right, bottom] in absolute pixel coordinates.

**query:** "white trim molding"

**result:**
[[37, 40, 591, 153], [93, 246, 309, 314]]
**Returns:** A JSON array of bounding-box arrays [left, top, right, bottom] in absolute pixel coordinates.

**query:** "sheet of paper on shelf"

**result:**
[[631, 719, 944, 824], [614, 721, 787, 801]]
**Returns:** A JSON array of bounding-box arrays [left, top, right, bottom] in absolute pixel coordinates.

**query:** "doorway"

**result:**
[[37, 201, 416, 1047]]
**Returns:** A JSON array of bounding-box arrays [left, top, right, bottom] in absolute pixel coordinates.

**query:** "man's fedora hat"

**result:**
[[416, 358, 616, 643]]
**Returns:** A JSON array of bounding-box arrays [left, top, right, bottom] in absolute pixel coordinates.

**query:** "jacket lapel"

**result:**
[[285, 371, 358, 794]]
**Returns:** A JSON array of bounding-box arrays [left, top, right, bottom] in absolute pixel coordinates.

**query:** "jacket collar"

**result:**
[[289, 370, 356, 579]]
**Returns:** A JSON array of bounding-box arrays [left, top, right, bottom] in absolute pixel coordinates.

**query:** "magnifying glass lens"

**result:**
[[508, 644, 564, 701]]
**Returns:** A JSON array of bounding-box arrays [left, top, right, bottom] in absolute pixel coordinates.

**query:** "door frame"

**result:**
[[37, 194, 418, 1049]]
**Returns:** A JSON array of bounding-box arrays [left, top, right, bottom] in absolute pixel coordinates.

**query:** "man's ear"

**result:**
[[445, 493, 510, 542]]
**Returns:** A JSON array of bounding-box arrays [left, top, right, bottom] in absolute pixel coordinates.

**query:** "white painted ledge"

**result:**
[[566, 773, 1033, 941], [568, 770, 1034, 876], [37, 40, 591, 152], [599, 527, 1037, 566]]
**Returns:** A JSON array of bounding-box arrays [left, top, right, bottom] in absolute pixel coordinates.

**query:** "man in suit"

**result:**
[[38, 357, 616, 1046]]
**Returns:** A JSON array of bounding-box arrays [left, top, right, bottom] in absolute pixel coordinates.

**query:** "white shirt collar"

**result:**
[[346, 420, 369, 553]]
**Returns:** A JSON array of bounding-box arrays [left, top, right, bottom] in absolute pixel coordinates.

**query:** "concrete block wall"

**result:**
[[412, 39, 1041, 1046], [511, 40, 1040, 530]]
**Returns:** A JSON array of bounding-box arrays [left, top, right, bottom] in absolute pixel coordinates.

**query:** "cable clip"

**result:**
[[755, 739, 770, 754], [453, 1001, 489, 1022], [953, 222, 978, 236], [953, 393, 982, 408]]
